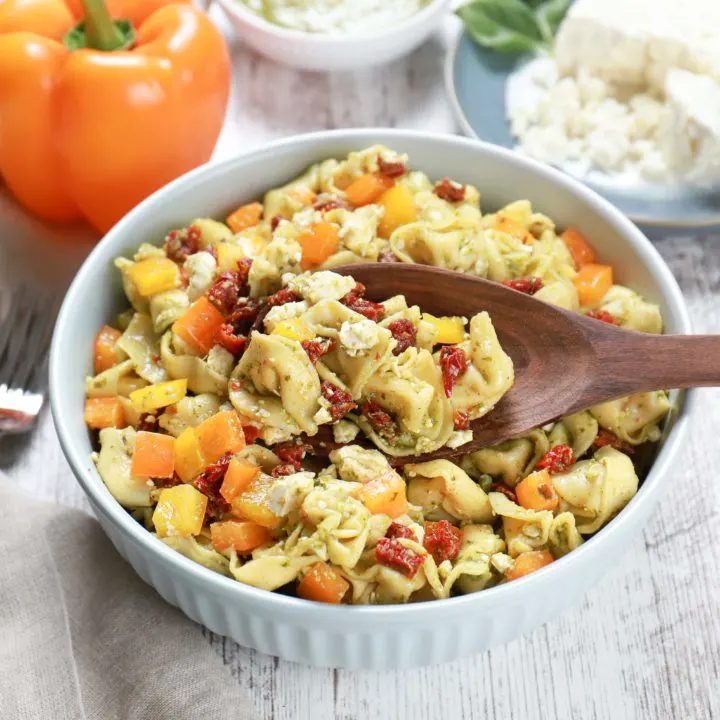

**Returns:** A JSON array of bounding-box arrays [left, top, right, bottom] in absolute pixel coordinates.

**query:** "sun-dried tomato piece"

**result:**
[[302, 337, 336, 365], [152, 472, 182, 489], [227, 297, 262, 327], [592, 429, 634, 454], [387, 319, 416, 355], [535, 443, 576, 474], [236, 257, 252, 285], [270, 214, 284, 231], [378, 250, 401, 263], [208, 271, 245, 315], [164, 224, 201, 263], [377, 157, 406, 178], [314, 196, 350, 212], [242, 425, 261, 444], [489, 483, 517, 503], [453, 409, 470, 431], [270, 463, 298, 478], [385, 522, 416, 541], [214, 323, 248, 356], [375, 537, 424, 578], [361, 400, 397, 439], [423, 520, 462, 564], [438, 346, 468, 398], [585, 309, 617, 325], [502, 277, 544, 295], [433, 178, 466, 203], [341, 288, 386, 321], [321, 381, 357, 422], [194, 453, 233, 517], [135, 413, 159, 432], [267, 288, 302, 307], [274, 441, 311, 471]]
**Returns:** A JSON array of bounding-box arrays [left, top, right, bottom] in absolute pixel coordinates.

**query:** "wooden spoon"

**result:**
[[304, 263, 719, 466]]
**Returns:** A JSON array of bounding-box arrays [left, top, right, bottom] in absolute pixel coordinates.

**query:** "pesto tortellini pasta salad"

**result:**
[[85, 145, 670, 605]]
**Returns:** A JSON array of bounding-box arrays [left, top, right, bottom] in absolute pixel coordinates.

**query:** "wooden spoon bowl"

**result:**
[[304, 264, 720, 466]]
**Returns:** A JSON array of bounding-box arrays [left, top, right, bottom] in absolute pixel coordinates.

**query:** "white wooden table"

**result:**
[[2, 12, 719, 720]]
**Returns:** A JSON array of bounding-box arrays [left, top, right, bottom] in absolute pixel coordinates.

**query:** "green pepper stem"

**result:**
[[81, 0, 129, 51]]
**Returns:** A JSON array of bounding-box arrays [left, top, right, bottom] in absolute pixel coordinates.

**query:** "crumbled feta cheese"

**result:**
[[509, 3, 720, 186], [329, 445, 392, 483], [490, 552, 514, 575], [313, 406, 333, 425], [183, 251, 217, 301], [446, 430, 473, 449], [206, 345, 234, 376], [263, 301, 309, 332], [332, 420, 360, 444], [661, 69, 720, 185], [269, 472, 315, 516], [282, 270, 355, 304], [338, 318, 379, 356]]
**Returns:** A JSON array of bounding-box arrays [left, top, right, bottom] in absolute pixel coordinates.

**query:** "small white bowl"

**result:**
[[215, 0, 452, 72], [51, 130, 695, 670]]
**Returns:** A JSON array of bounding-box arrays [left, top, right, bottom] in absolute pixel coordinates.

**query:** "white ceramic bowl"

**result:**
[[50, 130, 695, 670], [215, 0, 452, 72]]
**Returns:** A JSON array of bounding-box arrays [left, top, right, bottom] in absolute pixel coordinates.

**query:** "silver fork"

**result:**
[[0, 286, 57, 434]]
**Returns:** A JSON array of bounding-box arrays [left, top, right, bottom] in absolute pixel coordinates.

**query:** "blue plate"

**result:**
[[445, 30, 720, 233]]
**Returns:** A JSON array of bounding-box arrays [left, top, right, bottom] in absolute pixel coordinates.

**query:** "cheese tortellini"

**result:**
[[87, 145, 670, 605]]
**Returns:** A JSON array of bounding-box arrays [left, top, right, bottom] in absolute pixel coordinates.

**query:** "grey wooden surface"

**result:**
[[2, 12, 719, 720]]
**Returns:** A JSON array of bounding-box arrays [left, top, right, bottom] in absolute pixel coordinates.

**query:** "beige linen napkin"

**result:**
[[0, 478, 256, 720]]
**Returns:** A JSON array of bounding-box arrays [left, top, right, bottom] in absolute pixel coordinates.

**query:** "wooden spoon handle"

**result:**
[[577, 333, 720, 410]]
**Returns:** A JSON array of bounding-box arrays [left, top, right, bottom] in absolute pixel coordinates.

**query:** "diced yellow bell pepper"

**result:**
[[128, 257, 180, 297], [231, 473, 282, 529], [422, 313, 466, 345], [153, 485, 208, 538], [494, 213, 534, 245], [216, 243, 249, 272], [129, 378, 188, 413], [377, 185, 417, 239], [174, 427, 207, 483], [271, 318, 314, 342]]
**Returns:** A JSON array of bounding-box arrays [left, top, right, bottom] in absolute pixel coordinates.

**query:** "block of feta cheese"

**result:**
[[660, 69, 720, 186], [554, 0, 720, 92]]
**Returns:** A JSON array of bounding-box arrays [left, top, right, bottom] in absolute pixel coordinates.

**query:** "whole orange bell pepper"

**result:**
[[0, 0, 230, 233]]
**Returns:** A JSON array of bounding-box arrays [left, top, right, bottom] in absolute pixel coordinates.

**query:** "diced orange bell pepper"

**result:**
[[84, 397, 125, 429], [494, 214, 534, 244], [174, 427, 206, 483], [297, 222, 340, 269], [505, 550, 554, 582], [220, 457, 260, 503], [210, 520, 271, 553], [561, 227, 597, 268], [344, 173, 394, 207], [195, 410, 246, 464], [359, 471, 408, 518], [231, 473, 281, 529], [131, 430, 175, 478], [172, 296, 225, 356], [573, 263, 613, 306], [297, 562, 349, 604], [0, 0, 230, 232], [288, 186, 316, 206], [93, 324, 122, 374], [226, 202, 263, 234], [515, 469, 558, 512]]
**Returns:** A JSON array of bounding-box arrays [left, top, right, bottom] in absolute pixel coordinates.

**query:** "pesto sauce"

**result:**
[[240, 0, 429, 34]]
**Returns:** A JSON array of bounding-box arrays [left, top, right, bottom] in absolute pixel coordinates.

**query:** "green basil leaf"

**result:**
[[457, 0, 543, 54], [534, 0, 571, 44]]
